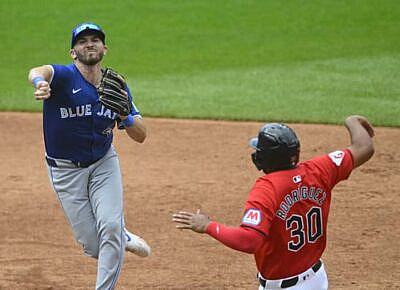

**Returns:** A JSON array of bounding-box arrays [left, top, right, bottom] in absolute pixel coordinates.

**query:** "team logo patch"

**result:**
[[329, 150, 345, 166], [242, 209, 261, 225], [102, 127, 113, 136]]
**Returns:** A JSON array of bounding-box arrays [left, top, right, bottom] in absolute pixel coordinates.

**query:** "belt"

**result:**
[[45, 156, 97, 168], [258, 260, 322, 289]]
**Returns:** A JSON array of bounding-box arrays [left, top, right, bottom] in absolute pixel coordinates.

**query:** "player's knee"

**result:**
[[99, 220, 122, 240]]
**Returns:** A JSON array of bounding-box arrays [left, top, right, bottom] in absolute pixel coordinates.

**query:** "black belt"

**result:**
[[258, 260, 322, 289], [46, 156, 97, 168]]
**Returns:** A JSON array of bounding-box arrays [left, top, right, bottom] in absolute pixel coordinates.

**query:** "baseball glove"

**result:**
[[97, 68, 132, 116]]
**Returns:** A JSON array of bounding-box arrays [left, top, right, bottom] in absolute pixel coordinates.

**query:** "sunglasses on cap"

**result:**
[[71, 22, 105, 48]]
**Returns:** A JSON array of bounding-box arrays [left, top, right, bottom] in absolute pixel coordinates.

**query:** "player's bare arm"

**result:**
[[28, 65, 53, 100], [124, 117, 147, 143], [345, 115, 375, 168]]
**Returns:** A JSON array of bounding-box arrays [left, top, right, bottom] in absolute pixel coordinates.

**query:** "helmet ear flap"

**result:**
[[251, 152, 263, 171], [290, 150, 300, 167]]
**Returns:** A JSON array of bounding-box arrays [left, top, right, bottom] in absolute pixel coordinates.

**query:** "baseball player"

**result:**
[[173, 115, 374, 289], [28, 22, 150, 290]]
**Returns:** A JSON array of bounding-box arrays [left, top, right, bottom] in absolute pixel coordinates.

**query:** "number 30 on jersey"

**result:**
[[286, 206, 323, 251]]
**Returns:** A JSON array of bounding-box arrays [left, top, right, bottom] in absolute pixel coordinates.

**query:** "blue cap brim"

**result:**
[[249, 137, 258, 149]]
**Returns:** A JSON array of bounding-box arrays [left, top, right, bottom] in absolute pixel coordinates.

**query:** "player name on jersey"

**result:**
[[59, 104, 118, 120], [276, 186, 327, 220]]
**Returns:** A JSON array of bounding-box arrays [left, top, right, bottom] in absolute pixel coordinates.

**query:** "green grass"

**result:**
[[135, 54, 399, 126], [1, 0, 399, 126]]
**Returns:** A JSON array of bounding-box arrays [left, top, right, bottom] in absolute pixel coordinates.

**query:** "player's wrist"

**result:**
[[205, 221, 216, 234], [121, 114, 134, 128], [32, 76, 45, 88]]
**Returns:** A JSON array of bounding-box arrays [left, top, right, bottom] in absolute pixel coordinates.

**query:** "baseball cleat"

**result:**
[[124, 228, 151, 257]]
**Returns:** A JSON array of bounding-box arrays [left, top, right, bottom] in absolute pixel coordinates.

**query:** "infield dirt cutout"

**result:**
[[0, 112, 399, 289]]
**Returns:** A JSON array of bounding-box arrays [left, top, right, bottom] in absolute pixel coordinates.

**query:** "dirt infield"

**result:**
[[0, 112, 399, 290]]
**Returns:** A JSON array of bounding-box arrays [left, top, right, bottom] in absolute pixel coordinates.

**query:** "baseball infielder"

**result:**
[[28, 22, 150, 289], [173, 115, 374, 289]]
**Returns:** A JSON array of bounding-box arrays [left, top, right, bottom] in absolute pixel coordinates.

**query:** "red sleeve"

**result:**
[[240, 179, 278, 236], [309, 149, 354, 189], [205, 222, 264, 254]]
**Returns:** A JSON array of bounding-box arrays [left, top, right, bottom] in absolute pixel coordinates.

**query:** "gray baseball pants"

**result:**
[[46, 146, 126, 290]]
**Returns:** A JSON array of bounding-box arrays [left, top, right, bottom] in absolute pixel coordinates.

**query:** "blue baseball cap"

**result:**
[[71, 22, 105, 48]]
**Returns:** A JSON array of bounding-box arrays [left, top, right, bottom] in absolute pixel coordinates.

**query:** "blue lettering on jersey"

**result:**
[[43, 64, 140, 163]]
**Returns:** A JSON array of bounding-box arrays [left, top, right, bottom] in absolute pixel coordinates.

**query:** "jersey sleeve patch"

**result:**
[[328, 150, 345, 166], [242, 209, 261, 226]]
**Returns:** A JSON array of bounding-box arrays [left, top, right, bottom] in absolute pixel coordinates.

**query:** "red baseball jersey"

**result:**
[[240, 149, 354, 279]]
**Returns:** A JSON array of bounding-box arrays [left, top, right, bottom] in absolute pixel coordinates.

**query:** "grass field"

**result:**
[[1, 0, 399, 126]]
